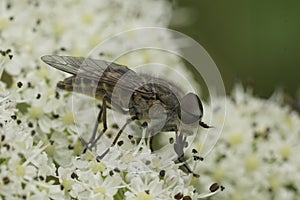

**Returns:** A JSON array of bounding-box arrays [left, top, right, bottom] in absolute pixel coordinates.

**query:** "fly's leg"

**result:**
[[82, 96, 108, 152], [174, 131, 200, 177], [96, 117, 136, 161]]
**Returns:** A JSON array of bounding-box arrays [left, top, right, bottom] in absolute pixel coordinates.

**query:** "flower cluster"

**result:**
[[0, 0, 216, 199], [1, 0, 300, 199], [195, 86, 300, 200]]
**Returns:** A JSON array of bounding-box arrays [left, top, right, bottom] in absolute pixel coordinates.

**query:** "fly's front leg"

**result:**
[[82, 96, 108, 152], [174, 131, 200, 177]]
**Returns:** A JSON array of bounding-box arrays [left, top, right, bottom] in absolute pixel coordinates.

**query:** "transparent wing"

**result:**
[[41, 55, 150, 95]]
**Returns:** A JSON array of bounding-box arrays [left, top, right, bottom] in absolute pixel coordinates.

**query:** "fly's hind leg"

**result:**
[[174, 131, 200, 177], [82, 96, 108, 153]]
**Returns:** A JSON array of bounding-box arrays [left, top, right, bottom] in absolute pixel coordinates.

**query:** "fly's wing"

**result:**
[[41, 55, 150, 95]]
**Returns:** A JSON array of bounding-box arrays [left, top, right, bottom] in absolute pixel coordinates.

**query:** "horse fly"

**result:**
[[41, 55, 210, 177]]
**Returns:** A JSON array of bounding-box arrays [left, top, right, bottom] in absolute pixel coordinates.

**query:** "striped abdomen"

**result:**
[[57, 76, 107, 100]]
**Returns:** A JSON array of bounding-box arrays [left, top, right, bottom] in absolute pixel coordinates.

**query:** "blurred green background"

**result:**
[[171, 0, 300, 98]]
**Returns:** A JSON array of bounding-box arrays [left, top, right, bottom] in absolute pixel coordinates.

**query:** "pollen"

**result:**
[[94, 187, 106, 196], [193, 142, 203, 154], [63, 112, 74, 125], [90, 35, 101, 47], [29, 106, 43, 119], [36, 69, 49, 78], [73, 140, 84, 155], [46, 90, 55, 98], [45, 144, 55, 156], [228, 133, 243, 146], [71, 51, 85, 57], [61, 178, 74, 191], [54, 23, 65, 37], [213, 168, 226, 181], [269, 176, 281, 191], [284, 116, 293, 128], [92, 162, 106, 174], [84, 151, 95, 161], [245, 155, 259, 171], [137, 191, 153, 200], [16, 165, 25, 177], [121, 154, 135, 163], [82, 13, 93, 24], [0, 18, 9, 29], [279, 144, 291, 160], [231, 192, 243, 200]]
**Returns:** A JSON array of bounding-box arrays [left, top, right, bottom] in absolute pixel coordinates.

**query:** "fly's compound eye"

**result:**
[[178, 93, 203, 124]]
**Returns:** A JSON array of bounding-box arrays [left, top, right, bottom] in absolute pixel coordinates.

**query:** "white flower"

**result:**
[[196, 86, 300, 199], [3, 0, 299, 199], [2, 0, 201, 199]]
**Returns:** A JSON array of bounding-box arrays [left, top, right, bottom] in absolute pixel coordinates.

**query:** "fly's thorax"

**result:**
[[128, 81, 183, 136], [128, 81, 181, 119]]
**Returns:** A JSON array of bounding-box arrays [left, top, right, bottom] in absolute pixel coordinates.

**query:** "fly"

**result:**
[[41, 55, 210, 177]]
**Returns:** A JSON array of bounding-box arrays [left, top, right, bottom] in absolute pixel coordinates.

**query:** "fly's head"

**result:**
[[178, 92, 210, 134]]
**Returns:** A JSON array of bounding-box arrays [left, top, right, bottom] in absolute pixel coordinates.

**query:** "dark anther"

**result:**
[[209, 182, 220, 192], [220, 185, 225, 191], [159, 170, 165, 177], [169, 137, 174, 144], [71, 172, 78, 179], [55, 91, 60, 99], [31, 130, 36, 136], [141, 122, 148, 128], [128, 135, 133, 140], [114, 168, 120, 173], [192, 149, 198, 154], [182, 195, 192, 200], [109, 170, 114, 176], [3, 144, 10, 150], [36, 18, 41, 25], [193, 156, 204, 161], [17, 81, 23, 88], [111, 123, 119, 129], [0, 50, 5, 56], [36, 93, 41, 99], [52, 113, 59, 119], [117, 140, 124, 146], [174, 192, 183, 199], [145, 160, 151, 165], [3, 177, 10, 185], [6, 3, 11, 9], [11, 115, 17, 120]]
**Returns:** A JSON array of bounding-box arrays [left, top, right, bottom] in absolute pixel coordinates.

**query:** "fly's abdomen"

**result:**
[[57, 76, 106, 100]]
